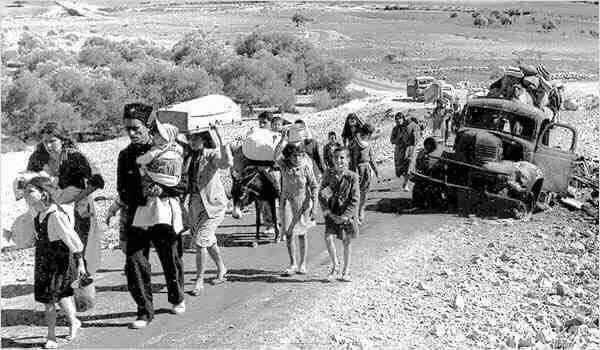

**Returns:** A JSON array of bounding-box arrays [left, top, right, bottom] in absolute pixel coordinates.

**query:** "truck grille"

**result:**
[[475, 145, 498, 164]]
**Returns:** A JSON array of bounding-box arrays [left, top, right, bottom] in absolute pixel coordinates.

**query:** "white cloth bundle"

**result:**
[[242, 128, 279, 161]]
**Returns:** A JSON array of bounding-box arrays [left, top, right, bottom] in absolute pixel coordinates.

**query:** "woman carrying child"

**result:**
[[27, 122, 104, 275], [186, 124, 232, 295], [348, 123, 379, 224], [319, 147, 360, 282], [274, 132, 318, 276], [24, 176, 86, 349]]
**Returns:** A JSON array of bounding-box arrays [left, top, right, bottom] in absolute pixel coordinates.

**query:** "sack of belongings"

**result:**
[[242, 128, 278, 161], [487, 64, 559, 115]]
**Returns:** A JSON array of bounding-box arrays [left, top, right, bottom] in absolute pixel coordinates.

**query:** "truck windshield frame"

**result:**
[[464, 106, 537, 141]]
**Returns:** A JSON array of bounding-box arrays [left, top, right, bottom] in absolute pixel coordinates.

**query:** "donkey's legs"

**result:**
[[255, 200, 261, 246]]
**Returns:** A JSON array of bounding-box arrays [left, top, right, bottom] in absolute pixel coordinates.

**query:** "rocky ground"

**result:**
[[260, 206, 599, 349]]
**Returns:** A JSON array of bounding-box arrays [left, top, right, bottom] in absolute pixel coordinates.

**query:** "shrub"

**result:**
[[472, 11, 480, 18], [17, 32, 51, 55], [473, 15, 489, 26], [21, 47, 76, 71], [590, 29, 599, 38], [450, 12, 458, 18], [500, 14, 512, 25], [313, 90, 334, 111], [306, 58, 353, 96], [541, 19, 557, 31], [235, 31, 317, 60], [111, 60, 221, 108], [171, 31, 229, 74], [1, 72, 80, 139], [219, 56, 295, 111], [79, 45, 124, 67], [292, 12, 312, 27]]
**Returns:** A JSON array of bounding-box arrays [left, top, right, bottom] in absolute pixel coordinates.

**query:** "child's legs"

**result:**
[[58, 296, 78, 325], [342, 236, 352, 274], [207, 244, 226, 277], [298, 234, 307, 268], [324, 232, 338, 266], [359, 190, 367, 217], [44, 303, 57, 340], [195, 247, 208, 285], [280, 199, 289, 233], [282, 198, 297, 266], [286, 234, 297, 267]]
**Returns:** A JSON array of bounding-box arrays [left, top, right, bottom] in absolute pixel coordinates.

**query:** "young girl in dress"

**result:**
[[319, 147, 360, 282], [349, 123, 379, 224], [24, 177, 86, 349], [274, 139, 318, 276]]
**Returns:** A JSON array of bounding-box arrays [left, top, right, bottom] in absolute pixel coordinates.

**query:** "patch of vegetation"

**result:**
[[292, 12, 313, 27], [2, 30, 352, 141], [541, 19, 558, 31]]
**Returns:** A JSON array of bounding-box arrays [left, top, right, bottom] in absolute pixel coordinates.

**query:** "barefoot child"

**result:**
[[274, 141, 318, 275], [24, 177, 86, 349], [319, 147, 360, 282]]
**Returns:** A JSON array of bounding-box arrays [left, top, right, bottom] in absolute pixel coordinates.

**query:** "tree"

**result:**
[[292, 12, 312, 27], [1, 72, 80, 139], [219, 56, 295, 111], [171, 30, 229, 75], [306, 58, 353, 96]]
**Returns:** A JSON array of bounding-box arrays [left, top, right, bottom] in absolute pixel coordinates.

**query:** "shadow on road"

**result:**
[[79, 308, 172, 328], [1, 284, 34, 298], [1, 309, 55, 327], [2, 337, 45, 349], [225, 268, 329, 284]]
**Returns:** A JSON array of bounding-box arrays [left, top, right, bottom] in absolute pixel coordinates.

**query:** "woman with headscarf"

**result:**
[[26, 122, 105, 275]]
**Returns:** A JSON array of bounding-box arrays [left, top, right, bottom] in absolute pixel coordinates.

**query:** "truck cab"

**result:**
[[411, 98, 578, 217], [407, 76, 435, 101]]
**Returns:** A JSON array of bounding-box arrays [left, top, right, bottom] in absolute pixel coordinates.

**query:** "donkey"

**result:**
[[230, 145, 280, 245]]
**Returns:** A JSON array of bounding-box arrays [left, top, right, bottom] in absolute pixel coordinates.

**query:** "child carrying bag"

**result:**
[[72, 274, 95, 312]]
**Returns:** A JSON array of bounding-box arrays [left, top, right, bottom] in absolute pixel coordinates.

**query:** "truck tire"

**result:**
[[411, 181, 427, 208]]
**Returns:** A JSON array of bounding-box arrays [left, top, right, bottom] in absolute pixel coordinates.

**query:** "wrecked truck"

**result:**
[[410, 98, 578, 217]]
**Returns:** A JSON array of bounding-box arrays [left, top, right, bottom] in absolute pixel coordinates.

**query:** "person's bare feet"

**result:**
[[66, 319, 81, 341]]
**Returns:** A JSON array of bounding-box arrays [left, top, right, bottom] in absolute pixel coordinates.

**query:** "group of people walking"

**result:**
[[19, 94, 450, 348]]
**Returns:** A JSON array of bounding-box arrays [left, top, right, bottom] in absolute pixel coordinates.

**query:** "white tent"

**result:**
[[158, 94, 241, 133]]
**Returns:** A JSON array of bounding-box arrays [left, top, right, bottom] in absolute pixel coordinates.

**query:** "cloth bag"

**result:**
[[242, 128, 278, 161], [72, 276, 95, 312]]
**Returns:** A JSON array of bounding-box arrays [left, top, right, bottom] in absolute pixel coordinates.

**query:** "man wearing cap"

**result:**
[[117, 103, 186, 329]]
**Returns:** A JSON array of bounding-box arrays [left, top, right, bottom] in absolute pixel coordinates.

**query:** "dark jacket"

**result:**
[[27, 143, 104, 190], [117, 142, 152, 210], [323, 141, 342, 169]]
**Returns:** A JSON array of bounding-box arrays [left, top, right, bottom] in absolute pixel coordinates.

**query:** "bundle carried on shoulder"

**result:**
[[242, 128, 279, 162]]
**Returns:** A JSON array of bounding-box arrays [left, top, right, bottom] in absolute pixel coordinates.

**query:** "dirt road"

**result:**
[[0, 170, 457, 348]]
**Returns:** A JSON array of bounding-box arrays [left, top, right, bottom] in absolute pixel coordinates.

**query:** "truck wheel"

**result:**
[[512, 201, 532, 220], [411, 182, 427, 208]]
